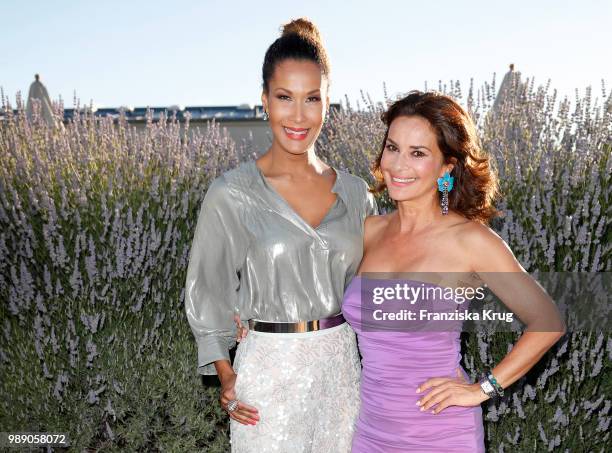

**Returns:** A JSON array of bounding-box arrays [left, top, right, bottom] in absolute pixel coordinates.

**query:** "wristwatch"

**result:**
[[479, 377, 497, 399]]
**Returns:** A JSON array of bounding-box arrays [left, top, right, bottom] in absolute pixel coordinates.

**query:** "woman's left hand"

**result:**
[[234, 315, 249, 342], [416, 368, 489, 414]]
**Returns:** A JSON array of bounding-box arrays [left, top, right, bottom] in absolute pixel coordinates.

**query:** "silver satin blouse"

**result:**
[[185, 160, 378, 375]]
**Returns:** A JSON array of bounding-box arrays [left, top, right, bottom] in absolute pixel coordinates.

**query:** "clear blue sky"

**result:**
[[2, 0, 610, 108]]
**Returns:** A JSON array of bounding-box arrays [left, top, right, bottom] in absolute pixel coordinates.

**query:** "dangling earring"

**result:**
[[437, 171, 454, 215], [262, 110, 269, 121]]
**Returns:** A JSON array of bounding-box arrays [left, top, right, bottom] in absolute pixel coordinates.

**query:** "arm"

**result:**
[[417, 224, 565, 414], [469, 226, 565, 390], [184, 177, 258, 424], [185, 177, 242, 375]]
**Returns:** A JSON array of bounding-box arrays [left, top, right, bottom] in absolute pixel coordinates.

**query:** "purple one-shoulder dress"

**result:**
[[342, 276, 485, 452]]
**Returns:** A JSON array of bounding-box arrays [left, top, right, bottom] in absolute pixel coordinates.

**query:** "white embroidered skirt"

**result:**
[[230, 322, 361, 453]]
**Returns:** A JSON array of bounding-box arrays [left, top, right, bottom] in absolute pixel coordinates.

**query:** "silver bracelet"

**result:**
[[486, 370, 505, 397]]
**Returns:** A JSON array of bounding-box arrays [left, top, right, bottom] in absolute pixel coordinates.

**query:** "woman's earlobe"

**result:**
[[261, 92, 268, 111]]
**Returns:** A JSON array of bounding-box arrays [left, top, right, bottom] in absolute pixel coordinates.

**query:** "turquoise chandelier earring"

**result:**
[[437, 171, 454, 215]]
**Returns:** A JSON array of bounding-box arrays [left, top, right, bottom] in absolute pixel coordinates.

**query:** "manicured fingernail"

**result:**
[[416, 387, 421, 393], [432, 410, 436, 415], [420, 406, 425, 412], [416, 400, 421, 406]]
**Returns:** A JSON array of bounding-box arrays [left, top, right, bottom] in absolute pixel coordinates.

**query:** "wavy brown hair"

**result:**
[[372, 90, 499, 224]]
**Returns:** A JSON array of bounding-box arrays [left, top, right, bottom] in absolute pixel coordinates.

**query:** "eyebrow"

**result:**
[[274, 88, 321, 95], [386, 138, 431, 151]]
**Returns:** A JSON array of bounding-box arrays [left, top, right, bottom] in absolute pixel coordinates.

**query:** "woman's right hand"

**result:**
[[219, 371, 259, 425]]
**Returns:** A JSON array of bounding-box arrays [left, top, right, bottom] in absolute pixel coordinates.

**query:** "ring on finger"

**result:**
[[227, 399, 239, 412]]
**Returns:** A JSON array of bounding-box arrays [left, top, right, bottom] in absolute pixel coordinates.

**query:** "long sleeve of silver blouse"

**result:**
[[184, 176, 247, 375]]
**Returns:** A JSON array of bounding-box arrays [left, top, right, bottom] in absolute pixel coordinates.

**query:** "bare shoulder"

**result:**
[[364, 213, 391, 251], [364, 214, 387, 233], [455, 220, 505, 254], [454, 220, 523, 272]]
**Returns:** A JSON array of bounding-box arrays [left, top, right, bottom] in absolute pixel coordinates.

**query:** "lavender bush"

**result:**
[[0, 95, 252, 451], [0, 74, 610, 451]]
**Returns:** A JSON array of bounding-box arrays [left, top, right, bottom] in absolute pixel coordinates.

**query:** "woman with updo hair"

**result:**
[[184, 18, 377, 451], [342, 91, 564, 451]]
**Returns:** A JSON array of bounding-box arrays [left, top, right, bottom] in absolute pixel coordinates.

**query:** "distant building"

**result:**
[[80, 104, 274, 152], [1, 103, 341, 153]]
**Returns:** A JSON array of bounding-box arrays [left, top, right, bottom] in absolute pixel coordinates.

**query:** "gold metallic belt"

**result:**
[[248, 313, 346, 333]]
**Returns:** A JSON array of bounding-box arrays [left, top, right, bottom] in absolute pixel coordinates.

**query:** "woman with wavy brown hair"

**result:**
[[341, 91, 564, 452]]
